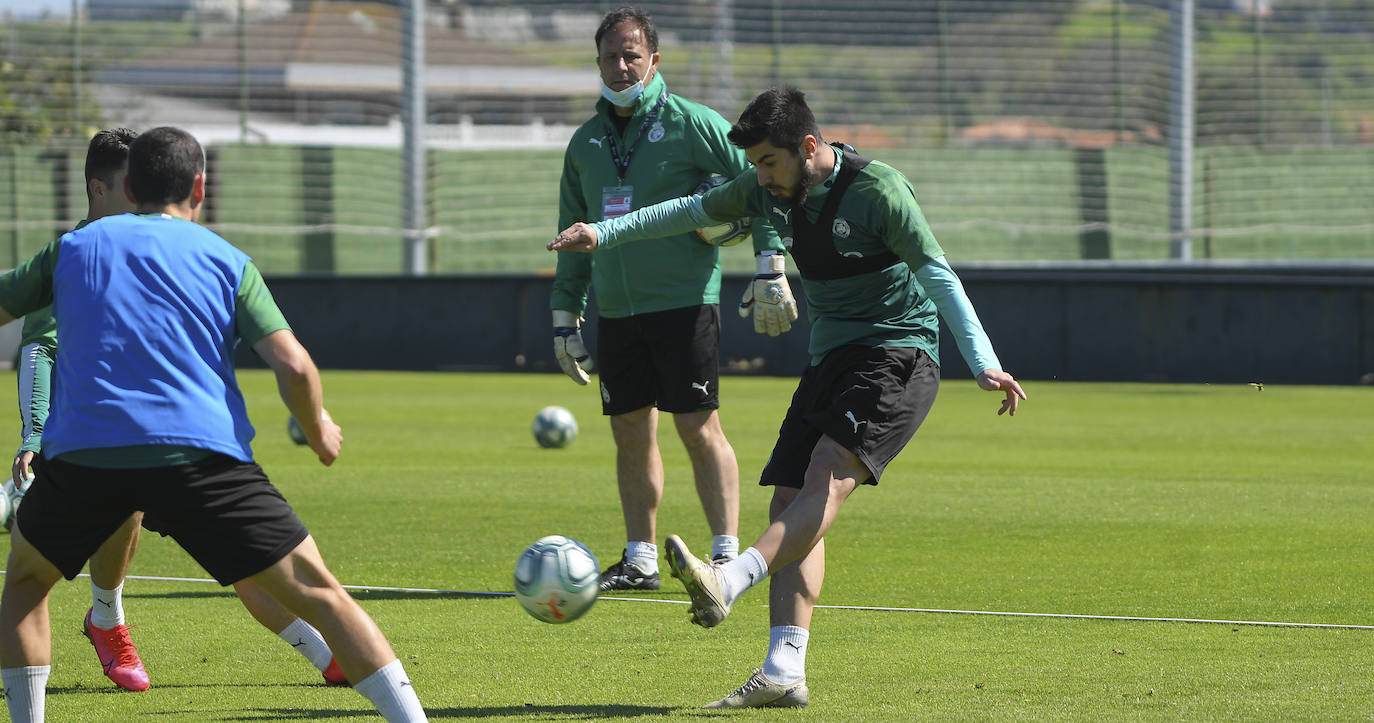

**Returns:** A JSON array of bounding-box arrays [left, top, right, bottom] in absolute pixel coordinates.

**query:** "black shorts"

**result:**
[[597, 304, 721, 416], [23, 453, 310, 586], [760, 345, 939, 488]]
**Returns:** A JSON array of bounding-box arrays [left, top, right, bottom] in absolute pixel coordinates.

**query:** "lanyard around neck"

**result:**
[[603, 91, 668, 182]]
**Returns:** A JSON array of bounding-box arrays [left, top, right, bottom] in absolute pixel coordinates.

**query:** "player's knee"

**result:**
[[673, 410, 725, 448], [800, 465, 859, 508], [278, 581, 353, 621], [673, 423, 716, 454], [609, 410, 655, 448]]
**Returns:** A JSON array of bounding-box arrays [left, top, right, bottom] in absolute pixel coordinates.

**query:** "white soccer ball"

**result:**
[[532, 406, 578, 449], [513, 535, 600, 624], [0, 487, 10, 533], [693, 175, 751, 247]]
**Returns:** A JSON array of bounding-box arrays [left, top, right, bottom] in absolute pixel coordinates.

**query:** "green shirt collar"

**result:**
[[810, 144, 845, 199]]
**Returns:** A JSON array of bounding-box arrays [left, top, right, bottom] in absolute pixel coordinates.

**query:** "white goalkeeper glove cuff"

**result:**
[[739, 251, 798, 337], [552, 309, 592, 385]]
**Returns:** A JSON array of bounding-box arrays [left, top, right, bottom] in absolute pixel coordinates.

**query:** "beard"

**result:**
[[784, 163, 818, 211]]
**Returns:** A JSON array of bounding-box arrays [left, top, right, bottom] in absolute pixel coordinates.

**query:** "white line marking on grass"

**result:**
[[86, 574, 1374, 630], [807, 603, 1374, 630], [595, 595, 688, 605]]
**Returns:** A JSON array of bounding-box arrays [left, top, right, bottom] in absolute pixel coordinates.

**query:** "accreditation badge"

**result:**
[[602, 186, 633, 219]]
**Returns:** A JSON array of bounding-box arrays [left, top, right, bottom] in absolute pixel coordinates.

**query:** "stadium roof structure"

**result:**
[[96, 1, 597, 127]]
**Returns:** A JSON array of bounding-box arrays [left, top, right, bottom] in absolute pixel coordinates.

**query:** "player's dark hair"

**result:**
[[127, 126, 205, 206], [84, 128, 138, 194], [596, 6, 658, 53], [728, 87, 823, 153]]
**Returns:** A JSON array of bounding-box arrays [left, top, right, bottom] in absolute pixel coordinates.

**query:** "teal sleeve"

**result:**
[[16, 342, 54, 455], [234, 261, 291, 345], [8, 237, 65, 456], [593, 196, 715, 249], [915, 256, 1002, 376]]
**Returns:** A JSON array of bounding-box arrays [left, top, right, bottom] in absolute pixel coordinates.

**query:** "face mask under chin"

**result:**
[[601, 79, 645, 107]]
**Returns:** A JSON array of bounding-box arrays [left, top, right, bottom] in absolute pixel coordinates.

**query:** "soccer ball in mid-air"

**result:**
[[693, 175, 751, 247], [513, 535, 600, 624], [532, 406, 578, 449]]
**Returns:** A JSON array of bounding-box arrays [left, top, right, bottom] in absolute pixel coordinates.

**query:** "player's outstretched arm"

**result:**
[[976, 369, 1026, 416], [549, 196, 717, 253], [253, 329, 342, 466]]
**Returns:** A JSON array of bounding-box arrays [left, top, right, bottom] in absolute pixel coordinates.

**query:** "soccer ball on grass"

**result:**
[[532, 406, 578, 449], [513, 535, 600, 624]]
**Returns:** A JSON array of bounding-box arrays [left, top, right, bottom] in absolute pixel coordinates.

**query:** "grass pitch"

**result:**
[[1, 371, 1371, 720]]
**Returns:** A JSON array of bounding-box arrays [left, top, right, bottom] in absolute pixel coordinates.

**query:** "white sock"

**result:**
[[710, 535, 739, 561], [2, 665, 49, 723], [626, 541, 658, 574], [90, 581, 126, 629], [762, 626, 809, 684], [277, 618, 334, 671], [720, 547, 769, 607], [354, 659, 427, 722]]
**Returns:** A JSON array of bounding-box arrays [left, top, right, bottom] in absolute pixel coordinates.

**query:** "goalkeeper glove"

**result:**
[[739, 251, 798, 337], [552, 309, 592, 385]]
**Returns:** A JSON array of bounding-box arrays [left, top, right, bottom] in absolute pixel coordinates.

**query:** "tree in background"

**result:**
[[1, 24, 103, 144]]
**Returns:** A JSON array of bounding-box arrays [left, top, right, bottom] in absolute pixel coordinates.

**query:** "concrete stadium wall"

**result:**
[[242, 265, 1374, 386]]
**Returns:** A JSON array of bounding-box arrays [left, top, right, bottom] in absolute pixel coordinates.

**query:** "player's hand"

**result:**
[[977, 369, 1026, 416], [739, 252, 798, 336], [548, 223, 599, 253], [552, 310, 592, 385], [10, 451, 35, 489], [310, 408, 343, 466]]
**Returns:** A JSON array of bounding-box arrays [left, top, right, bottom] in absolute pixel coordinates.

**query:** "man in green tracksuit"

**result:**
[[550, 86, 1027, 709], [550, 6, 796, 593]]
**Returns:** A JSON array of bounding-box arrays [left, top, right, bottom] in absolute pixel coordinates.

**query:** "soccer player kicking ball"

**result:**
[[0, 127, 425, 722], [550, 87, 1026, 709], [551, 6, 793, 596], [8, 128, 347, 694]]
